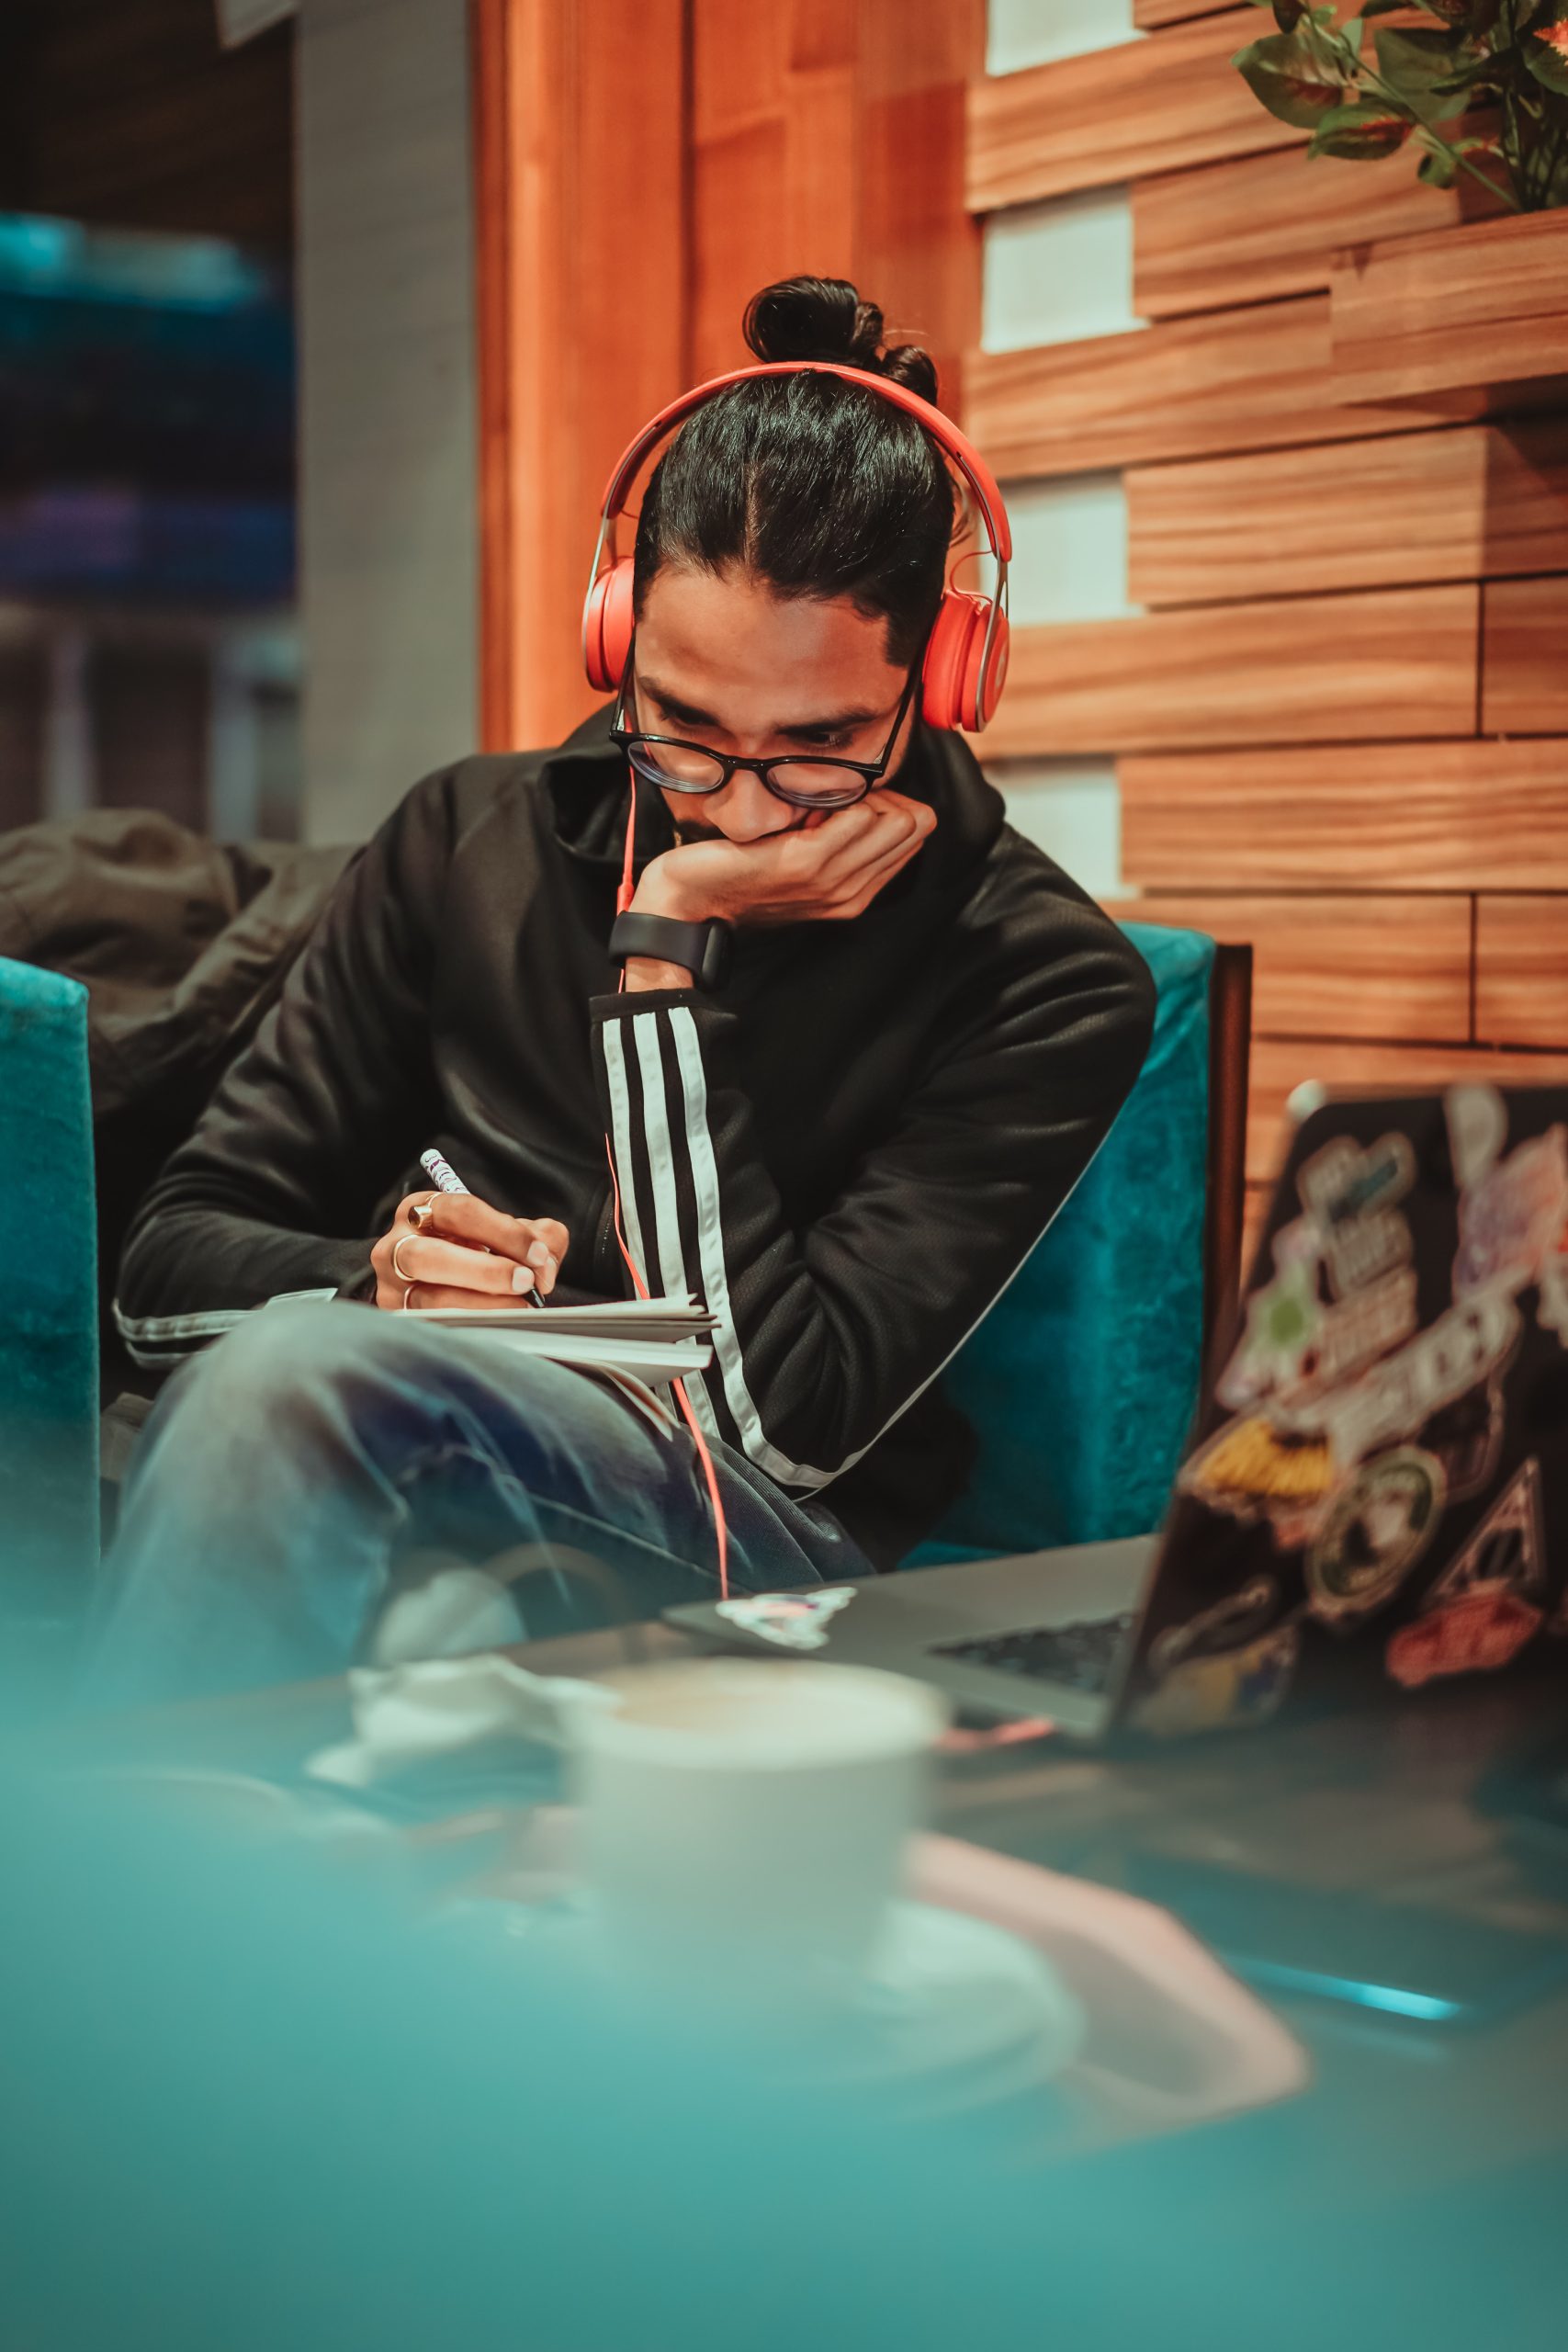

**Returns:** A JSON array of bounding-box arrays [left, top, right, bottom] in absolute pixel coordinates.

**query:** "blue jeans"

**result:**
[[80, 1301, 867, 1708]]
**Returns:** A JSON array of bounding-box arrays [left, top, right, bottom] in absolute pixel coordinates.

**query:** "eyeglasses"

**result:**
[[610, 655, 922, 811]]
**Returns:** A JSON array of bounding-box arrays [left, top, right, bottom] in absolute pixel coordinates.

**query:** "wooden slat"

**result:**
[[1134, 0, 1236, 23], [1133, 144, 1498, 322], [987, 585, 1479, 757], [1127, 424, 1568, 607], [966, 11, 1295, 212], [479, 0, 688, 748], [690, 0, 982, 398], [1482, 576, 1568, 736], [1120, 741, 1568, 893], [1331, 209, 1568, 407], [1107, 895, 1472, 1044], [851, 0, 985, 419], [1248, 1040, 1568, 1184], [1475, 899, 1568, 1049], [964, 296, 1472, 481]]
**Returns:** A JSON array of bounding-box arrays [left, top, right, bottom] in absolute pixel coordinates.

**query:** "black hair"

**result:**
[[631, 276, 957, 667]]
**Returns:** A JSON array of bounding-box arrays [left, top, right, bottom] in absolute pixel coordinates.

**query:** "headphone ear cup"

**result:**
[[920, 590, 993, 733], [973, 604, 1010, 729], [583, 560, 637, 694]]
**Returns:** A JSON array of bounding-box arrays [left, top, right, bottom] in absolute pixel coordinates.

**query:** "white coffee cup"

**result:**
[[564, 1657, 949, 2010]]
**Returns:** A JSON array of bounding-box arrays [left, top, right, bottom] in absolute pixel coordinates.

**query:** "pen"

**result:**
[[415, 1147, 540, 1304]]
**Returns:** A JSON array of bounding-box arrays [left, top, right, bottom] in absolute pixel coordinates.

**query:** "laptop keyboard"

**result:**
[[931, 1614, 1134, 1694]]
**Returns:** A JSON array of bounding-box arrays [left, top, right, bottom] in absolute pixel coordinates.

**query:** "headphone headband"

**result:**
[[597, 359, 1012, 564]]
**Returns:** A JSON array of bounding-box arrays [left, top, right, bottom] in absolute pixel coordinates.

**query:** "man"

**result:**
[[84, 277, 1155, 1702]]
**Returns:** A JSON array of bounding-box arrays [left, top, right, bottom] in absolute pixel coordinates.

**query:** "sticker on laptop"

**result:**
[[1147, 1574, 1278, 1680], [714, 1587, 858, 1651], [1178, 1413, 1337, 1549], [1297, 1132, 1416, 1300], [1540, 1244, 1568, 1347], [1454, 1125, 1568, 1301], [1217, 1220, 1324, 1409], [1387, 1589, 1543, 1690], [1305, 1446, 1446, 1623], [1447, 1083, 1508, 1193], [1414, 1376, 1506, 1508], [1428, 1457, 1546, 1611], [1132, 1623, 1301, 1739], [1315, 1292, 1520, 1472]]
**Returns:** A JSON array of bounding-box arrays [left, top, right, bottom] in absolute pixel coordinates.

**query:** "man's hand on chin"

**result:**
[[626, 787, 935, 990]]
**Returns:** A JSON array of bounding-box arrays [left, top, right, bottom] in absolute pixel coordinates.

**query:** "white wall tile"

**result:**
[[1004, 475, 1137, 626], [987, 0, 1138, 74], [982, 188, 1140, 352], [988, 759, 1124, 899]]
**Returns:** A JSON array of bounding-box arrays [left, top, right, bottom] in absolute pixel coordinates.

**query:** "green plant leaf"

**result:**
[[1525, 7, 1568, 94], [1372, 24, 1473, 119], [1307, 95, 1415, 153], [1416, 142, 1459, 180], [1426, 51, 1509, 94], [1271, 0, 1307, 27], [1234, 28, 1350, 124], [1422, 0, 1484, 24]]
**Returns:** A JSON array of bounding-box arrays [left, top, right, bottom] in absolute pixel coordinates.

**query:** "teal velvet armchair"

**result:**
[[0, 925, 1246, 1613], [902, 922, 1250, 1568], [0, 956, 99, 1617]]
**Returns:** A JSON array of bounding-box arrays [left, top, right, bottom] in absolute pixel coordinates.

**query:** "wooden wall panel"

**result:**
[[966, 11, 1295, 211], [964, 297, 1464, 481], [689, 1, 981, 401], [1107, 894, 1472, 1044], [692, 6, 845, 382], [1127, 424, 1568, 607], [1331, 209, 1568, 408], [1482, 577, 1568, 736], [1248, 1041, 1568, 1183], [1133, 144, 1496, 321], [1121, 741, 1568, 893], [965, 17, 1566, 1188], [477, 0, 688, 750], [480, 0, 983, 750], [1475, 899, 1568, 1049], [850, 2, 985, 412], [987, 585, 1479, 757]]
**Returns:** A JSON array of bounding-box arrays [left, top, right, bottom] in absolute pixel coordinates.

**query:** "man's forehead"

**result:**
[[638, 670, 886, 732]]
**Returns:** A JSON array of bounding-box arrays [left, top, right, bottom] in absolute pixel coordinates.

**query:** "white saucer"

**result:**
[[449, 1891, 1085, 2119]]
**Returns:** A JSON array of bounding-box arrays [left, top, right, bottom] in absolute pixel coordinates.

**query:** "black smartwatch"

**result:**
[[608, 910, 732, 990]]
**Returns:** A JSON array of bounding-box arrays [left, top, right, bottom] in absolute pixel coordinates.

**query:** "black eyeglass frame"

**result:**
[[609, 648, 923, 810]]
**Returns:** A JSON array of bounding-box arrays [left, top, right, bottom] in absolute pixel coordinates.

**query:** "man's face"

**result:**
[[629, 564, 920, 845]]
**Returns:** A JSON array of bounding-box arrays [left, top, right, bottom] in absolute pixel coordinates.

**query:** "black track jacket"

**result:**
[[117, 708, 1156, 1570]]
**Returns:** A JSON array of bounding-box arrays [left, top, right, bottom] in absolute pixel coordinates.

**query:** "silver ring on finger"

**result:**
[[391, 1232, 419, 1290]]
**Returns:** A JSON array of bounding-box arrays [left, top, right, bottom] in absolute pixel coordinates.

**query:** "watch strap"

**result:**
[[608, 910, 729, 988]]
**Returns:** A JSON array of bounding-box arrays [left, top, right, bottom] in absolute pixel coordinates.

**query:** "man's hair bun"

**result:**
[[741, 276, 939, 408]]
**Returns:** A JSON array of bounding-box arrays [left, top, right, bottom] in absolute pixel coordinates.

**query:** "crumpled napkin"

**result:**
[[307, 1653, 618, 1791]]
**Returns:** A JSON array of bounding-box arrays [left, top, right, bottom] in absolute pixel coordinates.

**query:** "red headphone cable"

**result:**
[[608, 779, 731, 1600]]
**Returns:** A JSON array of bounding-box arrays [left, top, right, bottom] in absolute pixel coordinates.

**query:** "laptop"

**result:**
[[668, 1084, 1568, 1742]]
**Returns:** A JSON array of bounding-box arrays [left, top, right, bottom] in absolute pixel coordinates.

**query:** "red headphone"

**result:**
[[581, 360, 1012, 735]]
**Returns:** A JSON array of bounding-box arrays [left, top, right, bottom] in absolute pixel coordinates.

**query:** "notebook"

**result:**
[[405, 1294, 716, 1385]]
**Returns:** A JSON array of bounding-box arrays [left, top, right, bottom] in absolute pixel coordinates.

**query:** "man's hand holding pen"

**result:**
[[371, 1189, 570, 1313]]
